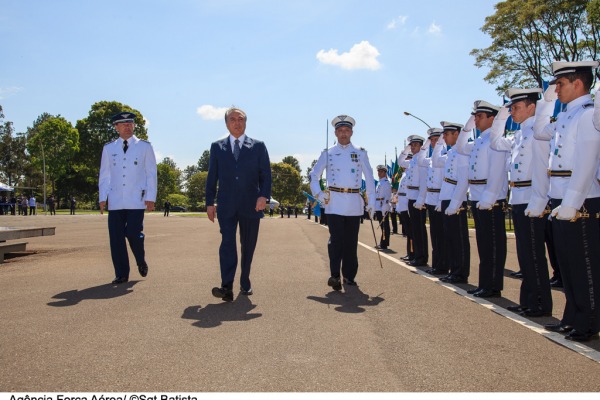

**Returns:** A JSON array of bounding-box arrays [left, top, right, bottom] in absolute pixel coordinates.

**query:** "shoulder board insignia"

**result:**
[[583, 103, 593, 109], [360, 147, 366, 151]]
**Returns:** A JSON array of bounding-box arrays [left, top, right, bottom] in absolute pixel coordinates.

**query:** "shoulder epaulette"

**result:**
[[104, 139, 118, 146], [360, 147, 366, 151], [583, 102, 594, 109], [140, 139, 151, 144]]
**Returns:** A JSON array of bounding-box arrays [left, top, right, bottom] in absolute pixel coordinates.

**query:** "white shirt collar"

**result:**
[[230, 134, 246, 149]]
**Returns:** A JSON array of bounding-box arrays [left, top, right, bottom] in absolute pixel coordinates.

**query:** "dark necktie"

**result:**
[[123, 140, 128, 154], [234, 139, 240, 161]]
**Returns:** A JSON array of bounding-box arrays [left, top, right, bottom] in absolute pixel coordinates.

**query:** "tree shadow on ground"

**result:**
[[48, 281, 139, 307], [182, 295, 262, 328], [307, 284, 384, 313]]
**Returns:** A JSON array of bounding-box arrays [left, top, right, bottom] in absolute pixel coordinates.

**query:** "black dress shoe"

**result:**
[[111, 277, 128, 284], [439, 274, 452, 282], [400, 255, 413, 261], [550, 280, 564, 288], [408, 259, 428, 267], [507, 305, 527, 312], [328, 276, 342, 291], [544, 323, 572, 333], [212, 287, 234, 302], [509, 271, 522, 278], [138, 263, 148, 277], [521, 309, 552, 317], [240, 288, 253, 295], [375, 245, 388, 250], [425, 268, 449, 276], [467, 287, 481, 295], [446, 275, 468, 284], [565, 330, 599, 342], [343, 277, 358, 286], [473, 289, 501, 298]]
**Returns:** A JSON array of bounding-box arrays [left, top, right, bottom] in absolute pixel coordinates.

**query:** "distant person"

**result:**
[[205, 107, 271, 301], [99, 111, 157, 285], [21, 196, 27, 216], [29, 195, 36, 215], [70, 197, 77, 215], [48, 195, 56, 215], [164, 200, 171, 217], [269, 202, 274, 218]]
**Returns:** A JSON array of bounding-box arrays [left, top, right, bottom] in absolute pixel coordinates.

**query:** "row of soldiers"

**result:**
[[371, 60, 600, 342]]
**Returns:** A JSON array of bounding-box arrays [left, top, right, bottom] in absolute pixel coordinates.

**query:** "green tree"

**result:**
[[281, 155, 301, 174], [185, 171, 208, 211], [305, 159, 318, 183], [27, 115, 79, 195], [166, 193, 188, 208], [183, 150, 210, 182], [156, 158, 181, 207], [73, 101, 148, 202], [0, 106, 28, 186], [471, 0, 599, 92], [271, 162, 303, 206]]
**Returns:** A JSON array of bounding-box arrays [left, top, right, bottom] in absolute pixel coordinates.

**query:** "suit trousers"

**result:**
[[327, 214, 361, 281], [441, 200, 470, 279], [427, 204, 445, 272], [108, 209, 146, 279], [375, 211, 390, 247], [550, 197, 600, 334], [408, 200, 428, 263], [512, 204, 552, 313], [218, 214, 260, 291], [471, 200, 507, 291]]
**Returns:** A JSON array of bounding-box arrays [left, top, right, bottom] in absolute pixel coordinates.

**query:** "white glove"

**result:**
[[404, 143, 411, 153], [496, 106, 510, 122], [543, 84, 558, 102], [463, 115, 476, 132], [477, 201, 493, 210], [551, 205, 577, 221], [445, 206, 459, 215], [437, 136, 446, 146], [524, 205, 545, 218], [413, 201, 424, 210], [435, 204, 442, 212], [365, 204, 375, 220], [316, 191, 328, 204], [422, 138, 431, 150]]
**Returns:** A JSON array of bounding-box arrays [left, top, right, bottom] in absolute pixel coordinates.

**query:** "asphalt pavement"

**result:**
[[0, 213, 599, 392]]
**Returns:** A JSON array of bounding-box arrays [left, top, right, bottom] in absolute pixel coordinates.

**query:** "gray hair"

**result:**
[[224, 107, 247, 122]]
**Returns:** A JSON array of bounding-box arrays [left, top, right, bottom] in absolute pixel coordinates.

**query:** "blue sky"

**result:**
[[1, 0, 503, 175]]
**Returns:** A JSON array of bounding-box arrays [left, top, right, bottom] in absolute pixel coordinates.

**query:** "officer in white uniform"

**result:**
[[374, 165, 392, 249], [423, 128, 446, 275], [396, 158, 413, 260], [398, 135, 428, 267], [491, 89, 553, 317], [433, 121, 470, 284], [534, 61, 600, 342], [455, 101, 509, 298], [99, 111, 157, 284], [310, 115, 376, 290]]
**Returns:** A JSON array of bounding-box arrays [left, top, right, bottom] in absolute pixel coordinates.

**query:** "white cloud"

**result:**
[[387, 15, 408, 30], [0, 86, 23, 100], [196, 105, 229, 120], [428, 22, 442, 35], [316, 41, 381, 71]]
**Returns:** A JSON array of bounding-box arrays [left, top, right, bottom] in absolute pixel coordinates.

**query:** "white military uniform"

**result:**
[[310, 143, 375, 216], [398, 149, 427, 204], [395, 170, 409, 213], [456, 127, 509, 204], [375, 176, 392, 213], [99, 135, 158, 210], [425, 143, 445, 207], [433, 141, 469, 213]]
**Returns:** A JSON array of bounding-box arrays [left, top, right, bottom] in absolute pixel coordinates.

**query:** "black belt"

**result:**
[[426, 188, 441, 193], [398, 193, 407, 196], [510, 180, 532, 188], [329, 187, 360, 193], [444, 177, 457, 185], [548, 170, 572, 177], [376, 197, 384, 200], [407, 185, 420, 190], [468, 179, 487, 185]]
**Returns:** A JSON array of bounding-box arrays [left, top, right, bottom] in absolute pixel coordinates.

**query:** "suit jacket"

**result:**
[[99, 135, 157, 210], [206, 135, 271, 218]]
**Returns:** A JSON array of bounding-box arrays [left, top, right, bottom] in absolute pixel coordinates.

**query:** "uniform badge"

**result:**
[[350, 153, 358, 162], [134, 161, 138, 165], [514, 163, 519, 169], [351, 168, 355, 173]]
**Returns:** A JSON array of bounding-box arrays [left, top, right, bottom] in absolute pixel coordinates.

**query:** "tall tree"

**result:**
[[156, 158, 181, 207], [271, 162, 303, 206], [73, 101, 148, 201], [281, 155, 301, 174], [185, 171, 208, 210], [182, 150, 210, 182], [27, 115, 79, 195], [0, 106, 28, 186], [471, 0, 599, 92]]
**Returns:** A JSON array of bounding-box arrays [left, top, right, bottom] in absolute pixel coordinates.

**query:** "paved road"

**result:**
[[0, 213, 599, 391]]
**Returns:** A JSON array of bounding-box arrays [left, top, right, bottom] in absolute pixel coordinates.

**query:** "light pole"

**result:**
[[40, 142, 46, 213], [403, 111, 431, 129]]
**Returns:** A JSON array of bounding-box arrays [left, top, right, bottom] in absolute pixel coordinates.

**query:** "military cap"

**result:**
[[331, 115, 355, 129], [504, 88, 542, 106], [111, 111, 137, 125], [409, 135, 425, 145], [549, 60, 599, 84], [427, 128, 443, 138], [376, 165, 387, 171], [440, 121, 464, 131], [471, 100, 500, 116]]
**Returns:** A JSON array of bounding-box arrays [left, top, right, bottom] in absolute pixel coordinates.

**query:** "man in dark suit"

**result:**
[[206, 107, 272, 302]]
